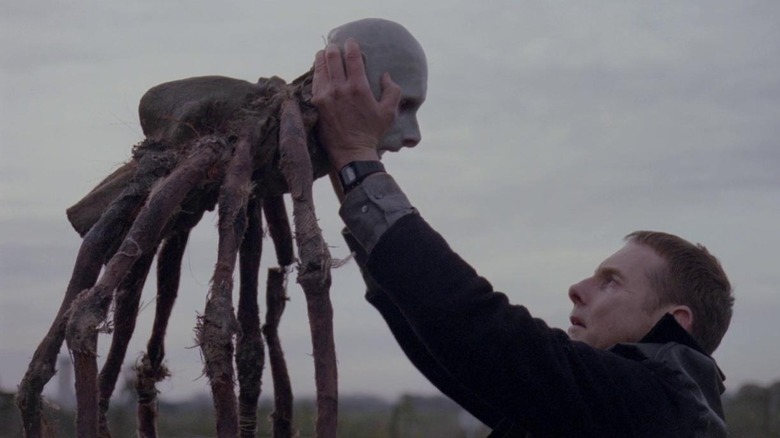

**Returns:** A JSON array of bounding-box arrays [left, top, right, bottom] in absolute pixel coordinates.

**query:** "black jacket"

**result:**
[[344, 214, 727, 437]]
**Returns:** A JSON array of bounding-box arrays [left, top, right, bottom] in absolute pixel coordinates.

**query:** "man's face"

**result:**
[[567, 242, 669, 349], [365, 53, 427, 155]]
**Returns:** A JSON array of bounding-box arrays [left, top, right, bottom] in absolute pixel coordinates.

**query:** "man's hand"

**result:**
[[312, 38, 402, 171]]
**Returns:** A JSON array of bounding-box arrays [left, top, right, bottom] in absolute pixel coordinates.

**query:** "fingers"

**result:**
[[317, 39, 370, 86], [312, 49, 326, 98], [313, 40, 367, 103], [310, 39, 398, 153], [379, 72, 402, 115], [343, 39, 370, 88], [324, 43, 347, 82]]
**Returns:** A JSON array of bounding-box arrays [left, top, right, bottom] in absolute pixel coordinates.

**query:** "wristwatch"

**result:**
[[338, 160, 386, 193]]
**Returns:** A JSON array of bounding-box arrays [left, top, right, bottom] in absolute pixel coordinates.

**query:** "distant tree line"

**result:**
[[723, 380, 780, 437], [1, 380, 777, 437]]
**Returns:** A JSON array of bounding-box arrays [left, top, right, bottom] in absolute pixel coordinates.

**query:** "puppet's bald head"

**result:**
[[328, 18, 428, 153]]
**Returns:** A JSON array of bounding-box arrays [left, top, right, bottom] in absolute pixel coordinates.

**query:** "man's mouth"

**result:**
[[569, 316, 585, 328]]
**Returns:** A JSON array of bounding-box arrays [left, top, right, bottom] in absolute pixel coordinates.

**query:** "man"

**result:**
[[312, 39, 733, 437]]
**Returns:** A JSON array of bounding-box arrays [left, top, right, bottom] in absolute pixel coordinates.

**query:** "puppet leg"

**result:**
[[262, 195, 296, 436], [278, 98, 337, 438], [17, 145, 172, 438], [65, 137, 223, 438], [265, 268, 295, 437], [235, 196, 265, 438], [96, 248, 156, 438], [263, 195, 295, 267], [135, 203, 205, 438], [133, 225, 192, 437], [197, 128, 257, 438]]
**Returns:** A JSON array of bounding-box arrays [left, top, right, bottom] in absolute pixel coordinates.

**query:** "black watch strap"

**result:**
[[338, 161, 386, 193]]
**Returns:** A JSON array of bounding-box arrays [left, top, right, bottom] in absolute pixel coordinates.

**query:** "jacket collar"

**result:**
[[640, 313, 725, 381], [640, 313, 703, 353]]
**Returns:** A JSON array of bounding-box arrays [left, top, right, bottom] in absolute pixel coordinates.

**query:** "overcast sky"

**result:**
[[1, 1, 778, 405]]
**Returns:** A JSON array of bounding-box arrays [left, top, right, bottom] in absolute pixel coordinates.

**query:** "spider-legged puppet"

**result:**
[[16, 18, 427, 438]]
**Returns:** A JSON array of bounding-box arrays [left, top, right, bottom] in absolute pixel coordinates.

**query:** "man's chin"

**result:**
[[567, 325, 585, 340]]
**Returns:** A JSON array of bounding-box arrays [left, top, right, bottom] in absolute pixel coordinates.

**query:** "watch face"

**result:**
[[341, 166, 358, 184], [340, 161, 385, 191]]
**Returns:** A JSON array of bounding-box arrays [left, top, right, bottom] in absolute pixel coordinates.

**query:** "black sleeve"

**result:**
[[342, 229, 503, 428]]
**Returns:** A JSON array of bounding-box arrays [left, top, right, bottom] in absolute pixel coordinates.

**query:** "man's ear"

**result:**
[[669, 306, 693, 332]]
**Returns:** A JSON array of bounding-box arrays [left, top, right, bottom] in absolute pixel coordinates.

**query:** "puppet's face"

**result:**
[[366, 52, 427, 155]]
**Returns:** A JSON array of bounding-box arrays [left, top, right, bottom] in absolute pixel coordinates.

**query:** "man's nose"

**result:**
[[568, 280, 587, 306]]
